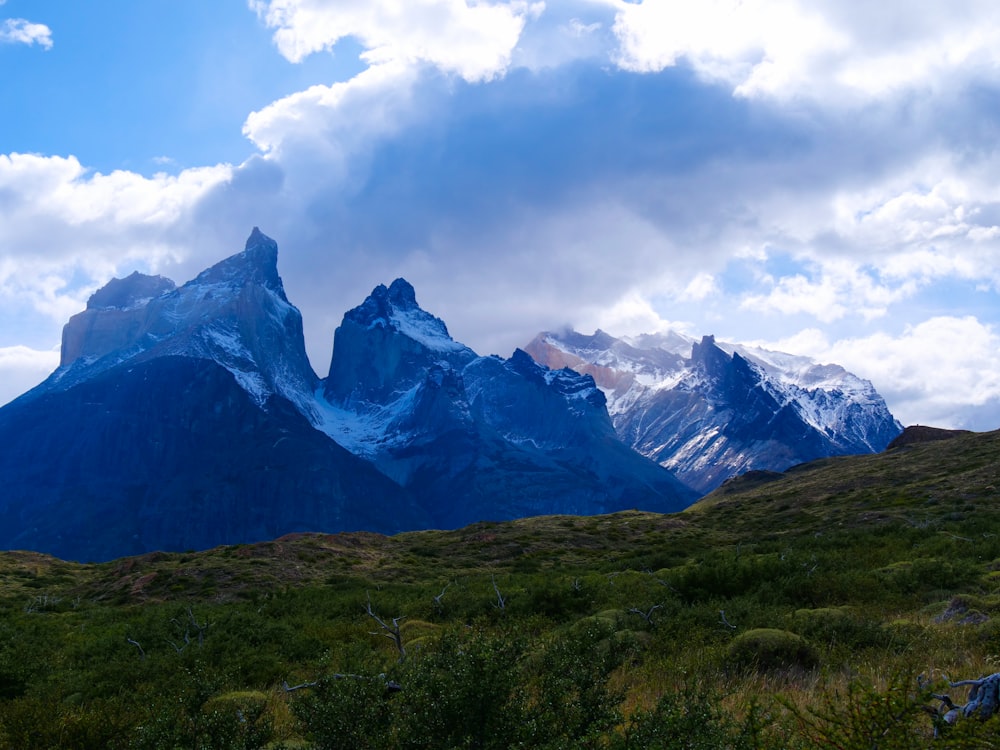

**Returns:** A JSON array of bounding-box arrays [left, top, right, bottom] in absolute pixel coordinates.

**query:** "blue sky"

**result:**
[[2, 0, 1000, 430]]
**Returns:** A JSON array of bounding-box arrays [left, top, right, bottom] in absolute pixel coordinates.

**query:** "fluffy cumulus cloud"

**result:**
[[242, 61, 422, 166], [0, 18, 52, 49], [608, 0, 1000, 101], [250, 0, 542, 81], [0, 153, 231, 328]]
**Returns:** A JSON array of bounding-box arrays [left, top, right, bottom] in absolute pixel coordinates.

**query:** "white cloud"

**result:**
[[608, 0, 1000, 101], [826, 159, 1000, 288], [0, 18, 52, 49], [575, 289, 688, 340], [680, 272, 718, 302], [739, 259, 916, 322], [759, 317, 1000, 430], [611, 0, 846, 96], [0, 346, 59, 407], [249, 0, 540, 82], [0, 154, 232, 229], [242, 61, 420, 165], [0, 153, 231, 323], [724, 150, 1000, 329]]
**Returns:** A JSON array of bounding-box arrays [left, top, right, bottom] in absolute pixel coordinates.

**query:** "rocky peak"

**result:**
[[344, 278, 416, 323], [191, 227, 285, 299], [86, 272, 175, 311], [326, 278, 475, 406], [53, 229, 318, 415], [387, 278, 418, 310], [691, 335, 732, 381], [344, 278, 456, 347]]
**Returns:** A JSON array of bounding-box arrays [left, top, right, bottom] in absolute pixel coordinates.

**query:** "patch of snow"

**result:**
[[390, 308, 470, 354], [230, 369, 270, 406], [310, 383, 422, 457], [203, 325, 254, 364]]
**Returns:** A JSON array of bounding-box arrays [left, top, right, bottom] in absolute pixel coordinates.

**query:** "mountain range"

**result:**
[[0, 230, 903, 561], [525, 329, 901, 493], [0, 230, 693, 561]]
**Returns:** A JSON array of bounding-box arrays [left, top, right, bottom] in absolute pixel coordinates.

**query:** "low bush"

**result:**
[[725, 628, 819, 673]]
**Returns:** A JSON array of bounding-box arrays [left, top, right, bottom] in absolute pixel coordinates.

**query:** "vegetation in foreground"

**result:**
[[1, 429, 999, 748]]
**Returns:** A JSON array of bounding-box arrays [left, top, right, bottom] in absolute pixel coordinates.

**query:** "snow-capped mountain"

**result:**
[[0, 230, 427, 561], [50, 227, 319, 418], [524, 329, 902, 493], [317, 279, 695, 528], [0, 231, 693, 561]]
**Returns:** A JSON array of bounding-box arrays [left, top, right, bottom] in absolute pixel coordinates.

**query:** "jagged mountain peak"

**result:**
[[49, 229, 318, 414], [340, 278, 472, 360], [691, 334, 731, 379], [506, 348, 606, 410], [191, 227, 285, 299], [87, 271, 176, 312], [387, 277, 418, 309]]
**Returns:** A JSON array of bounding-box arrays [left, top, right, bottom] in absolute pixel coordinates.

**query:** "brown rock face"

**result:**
[[60, 273, 176, 367]]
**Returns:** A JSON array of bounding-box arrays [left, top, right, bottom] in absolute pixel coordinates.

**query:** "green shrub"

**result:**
[[791, 607, 888, 652], [613, 690, 778, 750], [725, 628, 819, 673], [784, 673, 931, 750]]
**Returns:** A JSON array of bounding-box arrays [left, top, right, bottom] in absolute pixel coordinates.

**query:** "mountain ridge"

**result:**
[[0, 229, 693, 561], [525, 328, 902, 492], [318, 275, 695, 528]]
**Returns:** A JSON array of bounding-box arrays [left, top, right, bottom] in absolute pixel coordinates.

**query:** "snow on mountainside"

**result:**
[[39, 228, 319, 417], [525, 329, 902, 493], [0, 230, 434, 561], [0, 232, 695, 562], [319, 281, 695, 526]]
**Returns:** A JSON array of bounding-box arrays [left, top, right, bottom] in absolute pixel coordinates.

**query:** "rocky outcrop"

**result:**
[[49, 228, 319, 416]]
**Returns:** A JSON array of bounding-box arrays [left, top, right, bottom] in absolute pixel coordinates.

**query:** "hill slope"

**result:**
[[1, 430, 999, 747]]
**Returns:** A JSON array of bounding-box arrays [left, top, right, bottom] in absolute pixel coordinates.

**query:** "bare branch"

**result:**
[[941, 531, 974, 543], [491, 574, 507, 611], [167, 607, 209, 653], [628, 604, 662, 628], [433, 583, 450, 612], [642, 569, 675, 590], [126, 637, 146, 660], [366, 592, 406, 661], [719, 610, 737, 630], [187, 606, 209, 646], [922, 672, 1000, 732], [282, 680, 319, 692], [283, 674, 403, 693], [167, 638, 188, 654]]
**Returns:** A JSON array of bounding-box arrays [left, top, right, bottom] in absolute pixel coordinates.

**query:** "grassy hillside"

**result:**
[[1, 430, 999, 748]]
